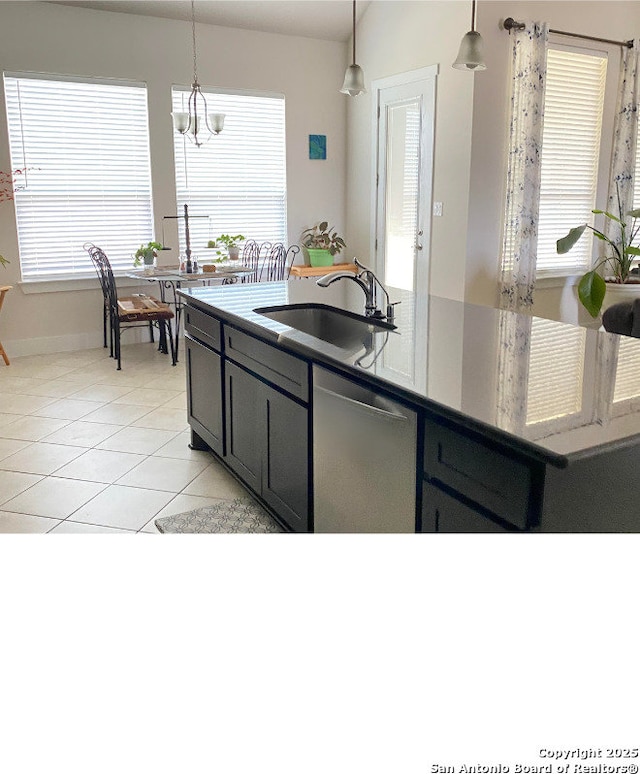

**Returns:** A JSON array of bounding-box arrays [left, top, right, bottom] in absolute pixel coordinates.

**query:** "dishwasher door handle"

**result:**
[[315, 385, 408, 422]]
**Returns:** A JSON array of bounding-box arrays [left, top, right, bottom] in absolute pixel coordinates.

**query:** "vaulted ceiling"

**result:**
[[50, 0, 371, 41]]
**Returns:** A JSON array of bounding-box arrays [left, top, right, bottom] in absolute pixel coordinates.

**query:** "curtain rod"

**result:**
[[503, 17, 634, 49]]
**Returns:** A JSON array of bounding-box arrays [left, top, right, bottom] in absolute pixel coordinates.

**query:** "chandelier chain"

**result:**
[[191, 0, 198, 84]]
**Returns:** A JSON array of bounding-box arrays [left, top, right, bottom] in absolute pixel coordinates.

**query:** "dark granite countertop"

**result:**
[[179, 281, 640, 468]]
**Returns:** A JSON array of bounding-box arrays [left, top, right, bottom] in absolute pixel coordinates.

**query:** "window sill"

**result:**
[[535, 273, 582, 289], [19, 274, 149, 295]]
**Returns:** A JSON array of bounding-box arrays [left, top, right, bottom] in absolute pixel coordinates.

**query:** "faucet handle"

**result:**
[[386, 301, 401, 321]]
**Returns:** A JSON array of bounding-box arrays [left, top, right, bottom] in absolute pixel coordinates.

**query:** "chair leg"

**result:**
[[149, 320, 154, 344], [0, 338, 9, 366], [103, 304, 108, 349], [114, 317, 122, 370], [158, 320, 168, 354], [166, 320, 177, 366]]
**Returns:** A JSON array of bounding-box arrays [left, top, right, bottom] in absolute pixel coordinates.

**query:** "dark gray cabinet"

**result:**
[[225, 360, 262, 493], [261, 382, 309, 532], [422, 483, 510, 533], [225, 360, 310, 532], [185, 335, 224, 457]]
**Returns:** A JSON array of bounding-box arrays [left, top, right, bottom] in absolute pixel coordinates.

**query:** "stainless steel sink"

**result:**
[[253, 303, 396, 350]]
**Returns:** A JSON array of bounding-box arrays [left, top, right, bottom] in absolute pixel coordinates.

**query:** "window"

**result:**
[[4, 73, 153, 279], [526, 317, 587, 429], [172, 89, 286, 253], [613, 336, 640, 414], [536, 47, 608, 274]]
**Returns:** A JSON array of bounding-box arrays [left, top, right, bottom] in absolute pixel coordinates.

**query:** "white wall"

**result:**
[[345, 0, 475, 302], [467, 0, 640, 324], [0, 1, 347, 354]]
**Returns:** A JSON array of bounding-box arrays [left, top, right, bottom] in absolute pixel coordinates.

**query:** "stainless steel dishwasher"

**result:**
[[313, 366, 417, 533]]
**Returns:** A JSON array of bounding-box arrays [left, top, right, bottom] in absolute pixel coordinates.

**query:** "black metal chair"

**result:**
[[259, 244, 300, 282], [86, 244, 175, 370], [239, 240, 267, 284]]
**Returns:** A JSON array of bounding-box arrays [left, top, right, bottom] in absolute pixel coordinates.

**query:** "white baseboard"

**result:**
[[5, 327, 152, 358]]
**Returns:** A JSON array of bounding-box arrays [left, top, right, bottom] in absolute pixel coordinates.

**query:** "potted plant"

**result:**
[[210, 234, 245, 261], [301, 221, 346, 267], [557, 185, 640, 317], [133, 241, 163, 273]]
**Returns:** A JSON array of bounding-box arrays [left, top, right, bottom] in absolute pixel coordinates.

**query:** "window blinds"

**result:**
[[536, 48, 608, 274], [526, 317, 587, 426], [4, 74, 153, 279], [172, 89, 287, 254], [613, 335, 640, 406]]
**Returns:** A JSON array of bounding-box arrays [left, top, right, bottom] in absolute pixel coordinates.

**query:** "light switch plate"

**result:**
[[433, 201, 443, 217]]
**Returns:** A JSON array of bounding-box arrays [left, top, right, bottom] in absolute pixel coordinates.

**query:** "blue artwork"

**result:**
[[309, 134, 327, 160]]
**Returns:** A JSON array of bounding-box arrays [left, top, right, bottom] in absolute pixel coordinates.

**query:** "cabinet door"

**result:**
[[262, 383, 310, 533], [225, 361, 262, 493], [422, 483, 510, 533], [185, 335, 224, 456]]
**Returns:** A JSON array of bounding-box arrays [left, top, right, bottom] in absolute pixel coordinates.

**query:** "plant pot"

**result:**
[[228, 246, 240, 261], [307, 248, 334, 267], [601, 280, 640, 314], [143, 254, 155, 275]]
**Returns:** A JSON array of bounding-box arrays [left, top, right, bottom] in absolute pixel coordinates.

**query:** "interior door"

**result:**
[[372, 66, 437, 392]]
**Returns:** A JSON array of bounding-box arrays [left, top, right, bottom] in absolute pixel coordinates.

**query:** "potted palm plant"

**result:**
[[301, 221, 346, 267], [557, 185, 640, 317]]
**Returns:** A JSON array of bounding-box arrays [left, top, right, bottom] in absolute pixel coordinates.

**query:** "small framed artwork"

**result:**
[[309, 134, 327, 160]]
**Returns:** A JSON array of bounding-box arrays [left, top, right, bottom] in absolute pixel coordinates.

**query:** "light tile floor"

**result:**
[[0, 342, 247, 533]]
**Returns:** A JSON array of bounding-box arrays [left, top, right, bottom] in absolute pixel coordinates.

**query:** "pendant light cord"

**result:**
[[191, 0, 198, 85], [471, 0, 477, 32], [352, 0, 356, 65]]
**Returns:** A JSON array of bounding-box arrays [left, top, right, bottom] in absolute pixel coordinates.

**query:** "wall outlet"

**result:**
[[433, 201, 443, 217]]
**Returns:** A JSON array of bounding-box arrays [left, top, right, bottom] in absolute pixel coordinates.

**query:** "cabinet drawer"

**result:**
[[423, 417, 533, 529], [224, 326, 309, 402], [185, 305, 222, 352], [422, 483, 510, 533]]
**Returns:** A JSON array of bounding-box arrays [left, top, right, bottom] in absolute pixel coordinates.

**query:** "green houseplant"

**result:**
[[301, 221, 346, 267], [133, 241, 163, 270], [208, 234, 245, 261], [557, 186, 640, 317]]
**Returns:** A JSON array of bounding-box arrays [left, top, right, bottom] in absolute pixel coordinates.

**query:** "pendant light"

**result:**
[[452, 0, 487, 71], [340, 0, 366, 96], [171, 0, 225, 146]]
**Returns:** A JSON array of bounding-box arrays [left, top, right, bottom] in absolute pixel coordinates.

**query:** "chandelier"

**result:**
[[171, 0, 225, 146]]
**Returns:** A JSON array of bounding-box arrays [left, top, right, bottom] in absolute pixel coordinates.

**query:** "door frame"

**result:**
[[369, 64, 438, 289]]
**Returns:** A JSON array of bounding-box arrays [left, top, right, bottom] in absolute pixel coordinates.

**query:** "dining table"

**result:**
[[127, 264, 255, 363]]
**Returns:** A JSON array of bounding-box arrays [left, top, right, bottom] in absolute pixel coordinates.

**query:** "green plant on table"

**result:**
[[301, 221, 346, 255], [210, 234, 246, 249], [133, 241, 163, 267], [557, 184, 640, 317]]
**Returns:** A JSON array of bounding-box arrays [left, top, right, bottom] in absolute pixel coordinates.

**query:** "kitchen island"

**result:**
[[179, 280, 640, 532]]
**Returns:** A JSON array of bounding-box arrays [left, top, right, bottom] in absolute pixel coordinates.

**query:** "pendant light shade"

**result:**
[[340, 0, 366, 96], [452, 0, 487, 71], [172, 0, 225, 146], [340, 64, 366, 97]]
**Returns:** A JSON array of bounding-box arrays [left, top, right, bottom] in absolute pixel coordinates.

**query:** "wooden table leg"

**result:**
[[0, 286, 12, 366]]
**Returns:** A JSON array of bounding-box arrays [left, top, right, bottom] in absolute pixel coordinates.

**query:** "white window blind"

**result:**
[[526, 317, 587, 426], [172, 89, 287, 253], [4, 74, 153, 278], [536, 48, 607, 274], [634, 119, 640, 209]]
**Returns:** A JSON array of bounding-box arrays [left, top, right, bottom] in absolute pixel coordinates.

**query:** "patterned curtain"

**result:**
[[496, 22, 548, 432], [594, 39, 639, 424], [499, 21, 549, 312]]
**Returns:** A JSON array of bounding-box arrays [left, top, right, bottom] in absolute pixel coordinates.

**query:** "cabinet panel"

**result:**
[[185, 306, 222, 352], [185, 335, 224, 456], [224, 326, 309, 402], [424, 417, 533, 529], [225, 361, 262, 492], [422, 483, 510, 533], [262, 384, 310, 532]]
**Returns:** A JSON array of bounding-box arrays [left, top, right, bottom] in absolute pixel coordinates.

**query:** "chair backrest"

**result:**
[[0, 285, 12, 314], [241, 240, 271, 283], [259, 244, 300, 282], [85, 244, 118, 315]]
